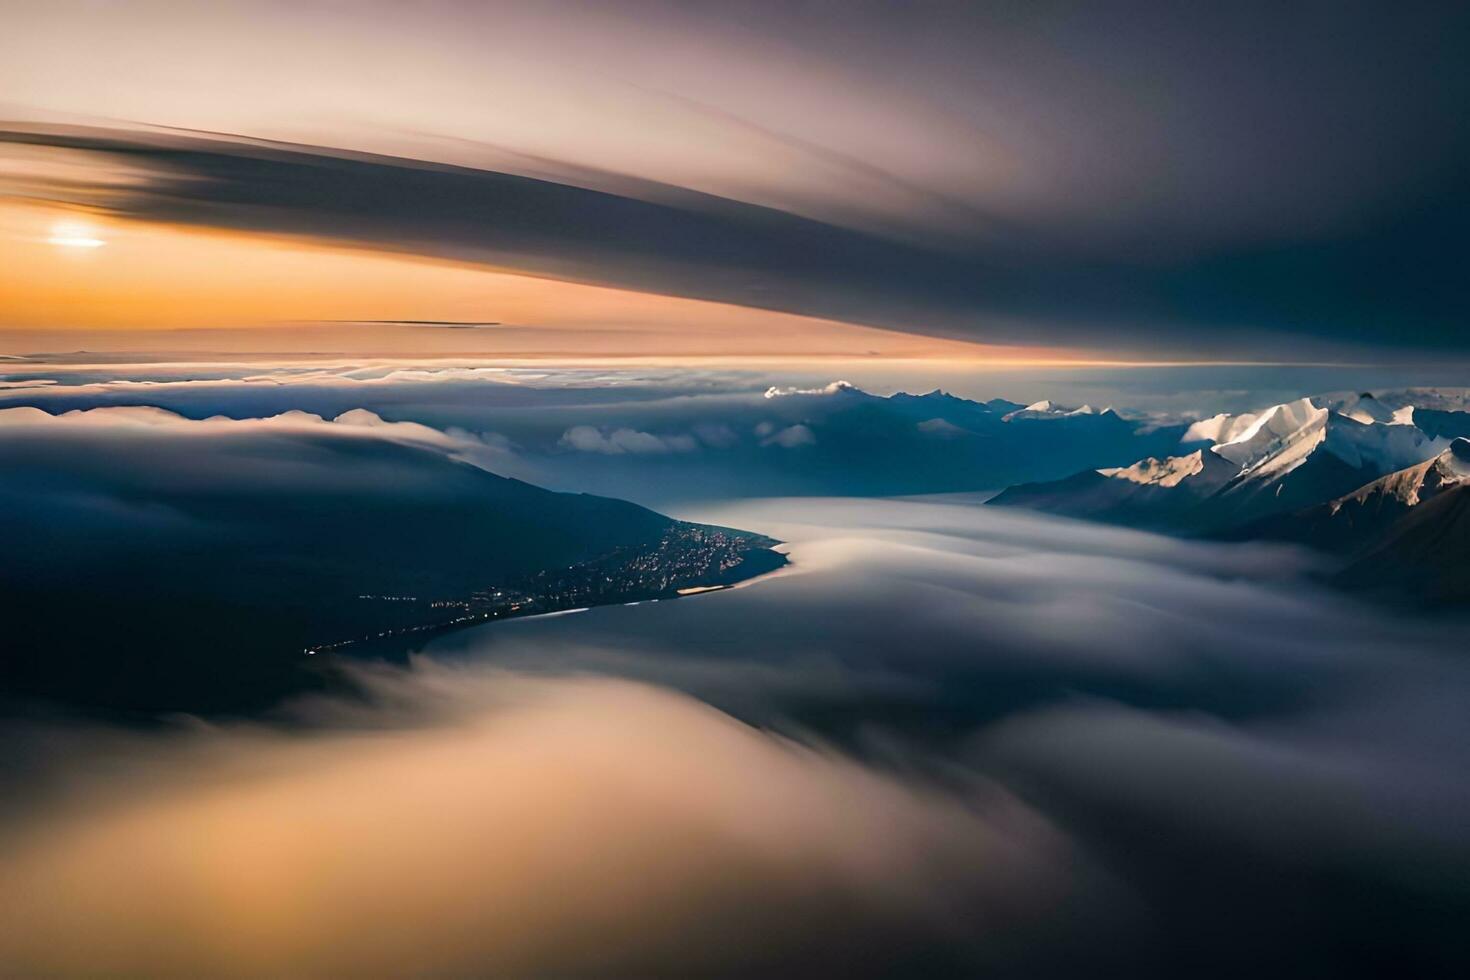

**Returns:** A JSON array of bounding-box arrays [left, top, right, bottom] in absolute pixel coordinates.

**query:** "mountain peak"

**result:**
[[1210, 398, 1326, 472], [1439, 437, 1470, 478], [1334, 391, 1400, 424], [1002, 399, 1118, 422], [1106, 449, 1204, 487]]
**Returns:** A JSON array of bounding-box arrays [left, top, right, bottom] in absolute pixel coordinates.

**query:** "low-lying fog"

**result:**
[[3, 498, 1466, 977]]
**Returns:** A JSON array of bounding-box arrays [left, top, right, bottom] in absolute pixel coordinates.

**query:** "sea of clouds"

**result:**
[[3, 496, 1466, 976]]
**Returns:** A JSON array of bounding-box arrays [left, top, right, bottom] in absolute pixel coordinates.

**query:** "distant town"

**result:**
[[305, 524, 785, 657]]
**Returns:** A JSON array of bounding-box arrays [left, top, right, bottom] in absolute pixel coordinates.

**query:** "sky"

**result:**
[[3, 1, 1468, 362]]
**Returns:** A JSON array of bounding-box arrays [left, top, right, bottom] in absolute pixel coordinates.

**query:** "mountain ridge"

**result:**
[[988, 392, 1470, 606], [990, 393, 1450, 535]]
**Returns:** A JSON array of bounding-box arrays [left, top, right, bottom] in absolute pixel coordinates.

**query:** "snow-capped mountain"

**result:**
[[1242, 437, 1470, 552], [1202, 400, 1447, 528], [986, 447, 1236, 528], [1330, 391, 1413, 425], [1314, 434, 1470, 517], [1002, 400, 1116, 422], [1329, 439, 1470, 605], [990, 393, 1452, 533], [1319, 387, 1470, 414], [1198, 396, 1435, 476]]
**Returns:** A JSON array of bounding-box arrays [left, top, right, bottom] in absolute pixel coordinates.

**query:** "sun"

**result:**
[[46, 220, 106, 249]]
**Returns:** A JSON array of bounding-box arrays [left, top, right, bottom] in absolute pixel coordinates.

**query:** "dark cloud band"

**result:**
[[5, 121, 1469, 360]]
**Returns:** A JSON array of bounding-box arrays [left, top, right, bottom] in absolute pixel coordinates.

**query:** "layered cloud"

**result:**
[[4, 112, 1465, 358], [428, 496, 1470, 973], [757, 422, 816, 448], [560, 424, 698, 455], [0, 669, 1082, 977], [3, 495, 1466, 974], [5, 2, 1470, 357], [0, 364, 1204, 502], [0, 402, 529, 480]]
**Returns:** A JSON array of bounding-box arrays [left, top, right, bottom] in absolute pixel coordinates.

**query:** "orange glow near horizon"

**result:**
[[0, 199, 1100, 362]]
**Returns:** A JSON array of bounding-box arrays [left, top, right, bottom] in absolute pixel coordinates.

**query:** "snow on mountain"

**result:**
[[1100, 448, 1235, 490], [1321, 414, 1447, 471], [1201, 402, 1448, 528], [1186, 396, 1443, 485], [1322, 387, 1470, 414], [1331, 437, 1470, 511], [1191, 389, 1443, 449], [1326, 438, 1470, 605], [1441, 436, 1470, 480], [915, 417, 969, 437], [988, 389, 1470, 605], [1183, 408, 1273, 447], [988, 446, 1237, 527], [1003, 400, 1116, 422], [1209, 397, 1325, 472], [992, 392, 1455, 533], [1236, 437, 1470, 549], [1295, 391, 1410, 424]]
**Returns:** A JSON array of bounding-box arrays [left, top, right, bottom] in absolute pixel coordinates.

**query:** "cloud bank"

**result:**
[[0, 669, 1085, 978], [3, 496, 1466, 975], [560, 424, 699, 455]]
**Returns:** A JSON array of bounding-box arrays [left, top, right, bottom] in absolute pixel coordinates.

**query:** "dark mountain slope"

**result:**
[[1238, 440, 1470, 553], [1335, 482, 1470, 606], [0, 412, 782, 716]]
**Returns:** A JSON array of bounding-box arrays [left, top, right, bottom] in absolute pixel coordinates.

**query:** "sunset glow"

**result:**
[[0, 199, 1063, 361], [3, 4, 1468, 978], [45, 220, 105, 248]]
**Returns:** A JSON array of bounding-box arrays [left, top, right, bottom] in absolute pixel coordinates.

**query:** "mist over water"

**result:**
[[3, 497, 1466, 977]]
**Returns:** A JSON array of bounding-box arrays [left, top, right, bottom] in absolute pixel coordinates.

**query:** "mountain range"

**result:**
[[566, 382, 1195, 499], [0, 375, 1205, 501], [989, 390, 1470, 606], [1251, 437, 1470, 605]]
